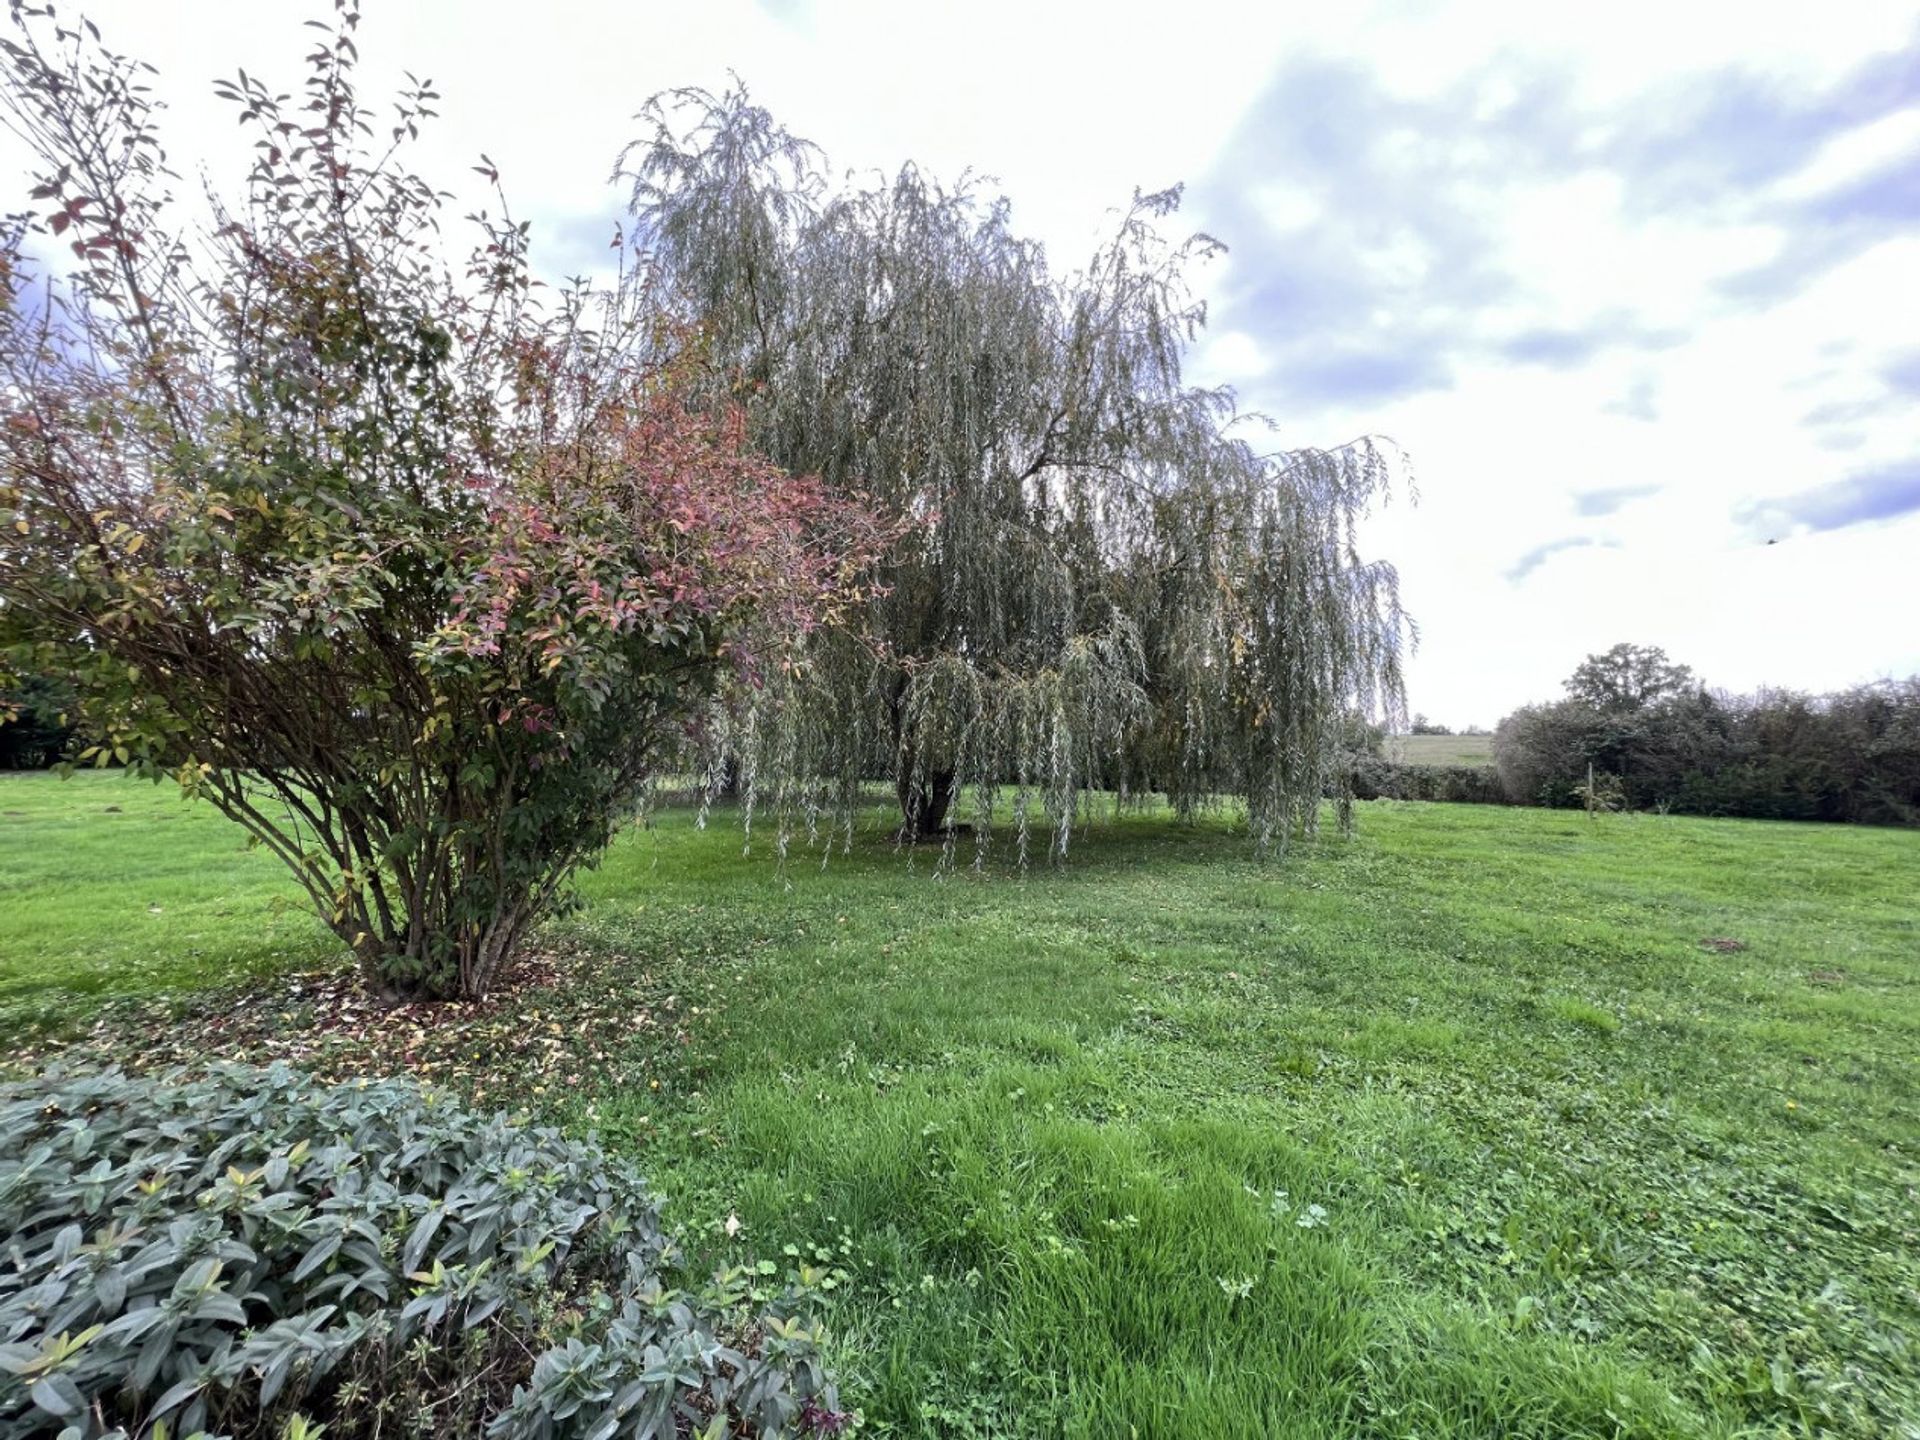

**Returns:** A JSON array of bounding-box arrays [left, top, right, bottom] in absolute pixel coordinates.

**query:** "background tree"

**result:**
[[622, 86, 1409, 855], [1563, 642, 1695, 713], [0, 4, 885, 999], [1549, 642, 1698, 798], [0, 668, 75, 769], [1701, 681, 1920, 824]]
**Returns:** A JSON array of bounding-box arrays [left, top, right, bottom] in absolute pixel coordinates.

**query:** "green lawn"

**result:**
[[1389, 732, 1496, 766], [0, 771, 340, 1035], [3, 771, 1917, 1437]]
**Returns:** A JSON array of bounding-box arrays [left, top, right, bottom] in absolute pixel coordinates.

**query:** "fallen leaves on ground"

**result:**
[[12, 943, 726, 1106]]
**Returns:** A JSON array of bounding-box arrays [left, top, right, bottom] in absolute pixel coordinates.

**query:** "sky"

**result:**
[[9, 0, 1918, 727]]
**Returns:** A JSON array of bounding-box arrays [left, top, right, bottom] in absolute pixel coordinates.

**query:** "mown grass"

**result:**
[[0, 771, 338, 1033], [3, 770, 1917, 1437], [1388, 732, 1495, 766]]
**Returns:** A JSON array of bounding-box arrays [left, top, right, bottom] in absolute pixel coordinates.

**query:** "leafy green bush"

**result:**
[[0, 1066, 840, 1439], [1491, 700, 1600, 809]]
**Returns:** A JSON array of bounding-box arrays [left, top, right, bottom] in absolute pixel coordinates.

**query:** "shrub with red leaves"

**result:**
[[0, 2, 889, 1000]]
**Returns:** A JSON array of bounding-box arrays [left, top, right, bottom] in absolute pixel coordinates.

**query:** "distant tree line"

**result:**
[[1344, 643, 1919, 825], [1406, 714, 1487, 736], [1492, 644, 1920, 825]]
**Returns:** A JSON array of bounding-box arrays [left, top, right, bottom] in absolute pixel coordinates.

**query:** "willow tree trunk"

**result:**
[[896, 769, 955, 843]]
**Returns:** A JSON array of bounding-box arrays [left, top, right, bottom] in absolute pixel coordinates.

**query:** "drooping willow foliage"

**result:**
[[621, 85, 1410, 858]]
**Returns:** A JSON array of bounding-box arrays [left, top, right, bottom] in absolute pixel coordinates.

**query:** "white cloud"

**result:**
[[1194, 331, 1272, 385], [1772, 105, 1920, 201], [1184, 9, 1920, 725], [1250, 182, 1320, 235]]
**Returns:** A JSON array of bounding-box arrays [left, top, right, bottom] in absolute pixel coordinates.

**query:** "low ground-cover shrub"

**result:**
[[0, 1066, 839, 1439]]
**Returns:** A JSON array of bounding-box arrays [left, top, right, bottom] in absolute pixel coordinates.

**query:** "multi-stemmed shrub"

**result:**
[[0, 4, 888, 999], [0, 1065, 842, 1438]]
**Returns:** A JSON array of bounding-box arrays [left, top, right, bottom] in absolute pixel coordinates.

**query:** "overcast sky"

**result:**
[[15, 0, 1919, 726]]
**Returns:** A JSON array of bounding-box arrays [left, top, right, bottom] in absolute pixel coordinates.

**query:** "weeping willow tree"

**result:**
[[621, 85, 1409, 857]]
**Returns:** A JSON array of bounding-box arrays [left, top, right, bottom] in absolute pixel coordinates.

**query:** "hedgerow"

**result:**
[[1493, 658, 1920, 824], [0, 1065, 842, 1439], [1348, 757, 1507, 806]]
